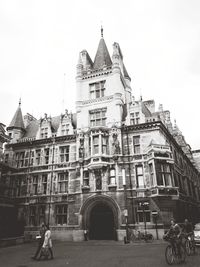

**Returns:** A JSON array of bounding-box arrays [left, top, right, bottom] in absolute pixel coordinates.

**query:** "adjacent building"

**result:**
[[1, 30, 200, 241]]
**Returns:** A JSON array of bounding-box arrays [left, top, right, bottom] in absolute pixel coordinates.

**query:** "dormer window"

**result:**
[[130, 112, 140, 125], [90, 80, 105, 99], [61, 123, 69, 136], [41, 127, 48, 139]]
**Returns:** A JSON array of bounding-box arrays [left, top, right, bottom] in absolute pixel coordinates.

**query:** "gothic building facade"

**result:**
[[1, 31, 200, 241]]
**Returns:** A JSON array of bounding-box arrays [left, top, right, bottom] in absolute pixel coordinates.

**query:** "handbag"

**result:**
[[40, 246, 49, 259]]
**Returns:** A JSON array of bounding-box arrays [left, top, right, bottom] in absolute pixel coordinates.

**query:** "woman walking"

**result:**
[[31, 223, 46, 260], [39, 224, 54, 260]]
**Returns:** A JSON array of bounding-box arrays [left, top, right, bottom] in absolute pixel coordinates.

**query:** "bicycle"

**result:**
[[129, 230, 154, 243], [182, 233, 195, 256], [164, 235, 186, 265]]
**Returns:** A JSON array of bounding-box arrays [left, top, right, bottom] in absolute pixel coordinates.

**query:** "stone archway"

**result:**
[[80, 195, 119, 240], [89, 203, 114, 240]]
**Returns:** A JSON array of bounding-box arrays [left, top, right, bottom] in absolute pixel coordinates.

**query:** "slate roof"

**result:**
[[93, 38, 112, 69], [22, 114, 77, 139], [123, 63, 131, 80], [7, 106, 25, 130], [141, 102, 152, 117]]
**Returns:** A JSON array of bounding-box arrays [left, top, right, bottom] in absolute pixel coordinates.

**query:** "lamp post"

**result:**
[[152, 210, 159, 240], [139, 202, 149, 235], [122, 169, 129, 244]]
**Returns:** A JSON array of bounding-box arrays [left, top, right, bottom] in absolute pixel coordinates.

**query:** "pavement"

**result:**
[[1, 240, 200, 267]]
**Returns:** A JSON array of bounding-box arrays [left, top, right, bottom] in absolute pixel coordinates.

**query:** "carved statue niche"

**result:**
[[112, 132, 120, 155], [79, 136, 84, 159]]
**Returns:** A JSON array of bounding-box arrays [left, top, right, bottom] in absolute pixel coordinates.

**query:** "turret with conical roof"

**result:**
[[93, 27, 112, 70], [7, 99, 25, 143]]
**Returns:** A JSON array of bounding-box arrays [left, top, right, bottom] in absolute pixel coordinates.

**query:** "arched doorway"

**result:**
[[89, 203, 115, 240]]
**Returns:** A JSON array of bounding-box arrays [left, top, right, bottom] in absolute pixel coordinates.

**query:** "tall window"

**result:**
[[149, 163, 154, 187], [38, 205, 45, 225], [133, 136, 140, 154], [24, 151, 29, 167], [130, 112, 140, 125], [35, 149, 41, 165], [44, 148, 49, 164], [61, 124, 69, 135], [30, 151, 34, 166], [83, 171, 89, 187], [95, 169, 102, 190], [19, 151, 25, 167], [156, 162, 172, 186], [109, 168, 116, 185], [59, 146, 70, 162], [42, 174, 47, 194], [56, 205, 68, 225], [58, 172, 69, 193], [90, 109, 106, 127], [41, 127, 48, 139], [102, 135, 109, 154], [16, 178, 22, 196], [90, 80, 105, 99], [136, 165, 144, 188], [93, 136, 99, 155], [29, 206, 37, 226], [15, 152, 20, 167], [33, 175, 38, 195]]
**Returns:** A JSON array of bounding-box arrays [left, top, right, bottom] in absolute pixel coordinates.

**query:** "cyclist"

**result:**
[[182, 219, 195, 246], [165, 219, 182, 257], [182, 219, 194, 237]]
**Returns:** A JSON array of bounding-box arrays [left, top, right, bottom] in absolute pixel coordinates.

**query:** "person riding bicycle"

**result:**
[[182, 219, 194, 243], [165, 219, 182, 257], [182, 219, 193, 236]]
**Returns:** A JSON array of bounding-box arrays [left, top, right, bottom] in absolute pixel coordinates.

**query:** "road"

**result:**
[[1, 240, 200, 267]]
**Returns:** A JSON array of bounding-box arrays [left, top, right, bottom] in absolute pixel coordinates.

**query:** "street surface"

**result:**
[[1, 240, 200, 267]]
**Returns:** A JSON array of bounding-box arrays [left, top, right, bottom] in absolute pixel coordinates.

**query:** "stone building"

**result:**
[[0, 123, 18, 238], [1, 30, 200, 241], [192, 150, 200, 172]]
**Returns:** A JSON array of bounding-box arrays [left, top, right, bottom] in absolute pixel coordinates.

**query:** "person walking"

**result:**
[[84, 229, 88, 241], [39, 224, 53, 260], [31, 223, 46, 260]]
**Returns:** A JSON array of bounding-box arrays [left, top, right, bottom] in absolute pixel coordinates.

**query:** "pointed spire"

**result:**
[[93, 34, 112, 69], [7, 101, 25, 131], [101, 25, 103, 38]]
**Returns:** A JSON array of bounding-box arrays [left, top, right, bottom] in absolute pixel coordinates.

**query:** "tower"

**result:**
[[7, 99, 25, 143], [76, 27, 132, 131]]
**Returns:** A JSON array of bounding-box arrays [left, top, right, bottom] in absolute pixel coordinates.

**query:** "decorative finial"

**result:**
[[19, 98, 21, 107], [101, 25, 103, 38]]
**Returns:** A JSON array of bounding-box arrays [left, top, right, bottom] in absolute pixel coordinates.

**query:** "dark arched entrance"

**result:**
[[89, 203, 115, 240]]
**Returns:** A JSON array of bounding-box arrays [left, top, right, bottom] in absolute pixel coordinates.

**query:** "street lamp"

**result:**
[[139, 202, 149, 235], [152, 210, 159, 240]]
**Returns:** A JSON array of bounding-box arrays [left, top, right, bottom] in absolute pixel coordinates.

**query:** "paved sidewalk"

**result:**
[[0, 240, 200, 267]]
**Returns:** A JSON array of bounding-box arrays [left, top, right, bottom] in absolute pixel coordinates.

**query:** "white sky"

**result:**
[[0, 0, 200, 149]]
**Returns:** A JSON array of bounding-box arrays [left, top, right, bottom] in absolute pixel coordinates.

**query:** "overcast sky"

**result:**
[[0, 0, 200, 149]]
